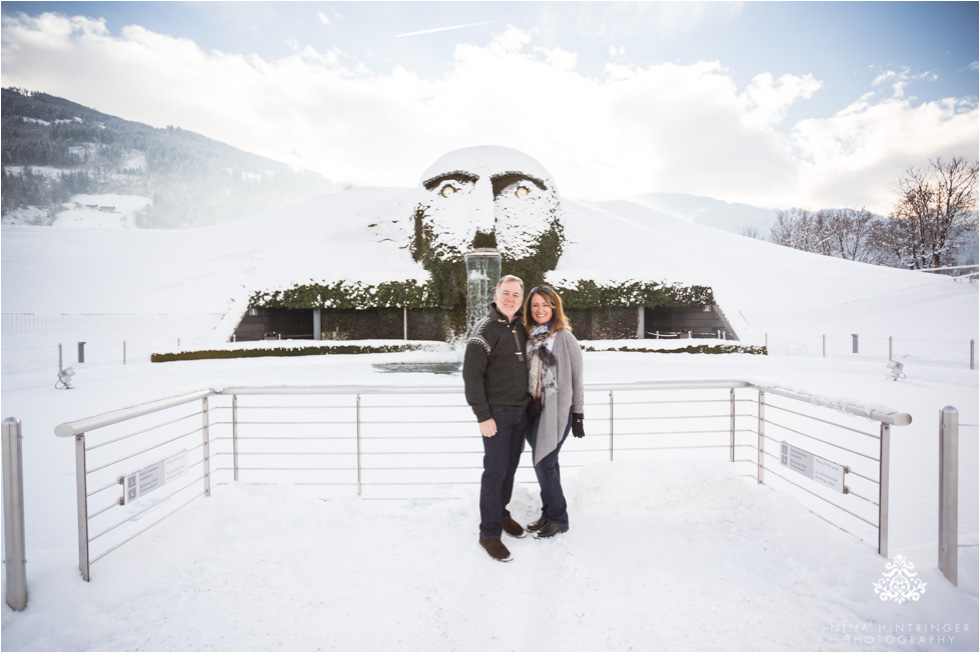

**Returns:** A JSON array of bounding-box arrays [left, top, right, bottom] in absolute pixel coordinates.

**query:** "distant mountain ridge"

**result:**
[[1, 88, 342, 228], [628, 192, 782, 236]]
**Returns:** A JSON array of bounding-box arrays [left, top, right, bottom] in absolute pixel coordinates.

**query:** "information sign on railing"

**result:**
[[123, 451, 189, 504], [780, 441, 846, 493]]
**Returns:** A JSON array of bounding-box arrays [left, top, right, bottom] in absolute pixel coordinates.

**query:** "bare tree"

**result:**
[[823, 208, 889, 264], [737, 225, 764, 240], [769, 208, 832, 254], [885, 157, 979, 269]]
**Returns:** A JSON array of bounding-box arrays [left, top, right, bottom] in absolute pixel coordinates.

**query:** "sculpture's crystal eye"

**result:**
[[515, 186, 529, 198], [441, 185, 455, 198]]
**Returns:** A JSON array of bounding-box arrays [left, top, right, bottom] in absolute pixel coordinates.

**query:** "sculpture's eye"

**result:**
[[515, 186, 529, 198], [441, 185, 456, 198]]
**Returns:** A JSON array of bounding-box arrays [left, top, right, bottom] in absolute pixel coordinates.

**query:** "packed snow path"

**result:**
[[2, 461, 976, 651]]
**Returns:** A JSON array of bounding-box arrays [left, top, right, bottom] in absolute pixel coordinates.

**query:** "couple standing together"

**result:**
[[462, 275, 585, 562]]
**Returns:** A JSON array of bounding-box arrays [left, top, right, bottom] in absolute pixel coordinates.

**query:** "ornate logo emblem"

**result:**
[[873, 554, 927, 603]]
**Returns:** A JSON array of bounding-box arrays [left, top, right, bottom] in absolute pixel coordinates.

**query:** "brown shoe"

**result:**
[[479, 537, 512, 562], [502, 516, 526, 538]]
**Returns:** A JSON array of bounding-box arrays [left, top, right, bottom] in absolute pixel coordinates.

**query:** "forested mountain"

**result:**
[[1, 88, 342, 228]]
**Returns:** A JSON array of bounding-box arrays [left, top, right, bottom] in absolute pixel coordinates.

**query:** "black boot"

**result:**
[[526, 515, 548, 532], [534, 521, 569, 539]]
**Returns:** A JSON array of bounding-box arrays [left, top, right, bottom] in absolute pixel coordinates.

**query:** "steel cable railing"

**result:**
[[53, 380, 911, 580]]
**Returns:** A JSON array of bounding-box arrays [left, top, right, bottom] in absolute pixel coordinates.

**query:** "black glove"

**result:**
[[572, 413, 585, 438]]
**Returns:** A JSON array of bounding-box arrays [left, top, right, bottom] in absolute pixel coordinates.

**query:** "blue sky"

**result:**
[[1, 1, 977, 212]]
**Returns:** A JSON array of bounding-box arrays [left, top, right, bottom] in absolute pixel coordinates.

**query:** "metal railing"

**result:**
[[53, 381, 911, 580]]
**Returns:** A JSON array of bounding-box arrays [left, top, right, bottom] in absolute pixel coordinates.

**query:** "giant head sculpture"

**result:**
[[410, 146, 565, 267]]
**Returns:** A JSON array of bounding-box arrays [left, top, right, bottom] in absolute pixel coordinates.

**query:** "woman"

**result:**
[[522, 285, 585, 539]]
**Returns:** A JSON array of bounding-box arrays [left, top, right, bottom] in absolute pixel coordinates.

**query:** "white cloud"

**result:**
[[317, 12, 331, 26], [1, 13, 975, 214], [872, 66, 939, 99]]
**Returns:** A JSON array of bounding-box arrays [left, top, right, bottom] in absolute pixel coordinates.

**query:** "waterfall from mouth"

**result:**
[[464, 248, 502, 338]]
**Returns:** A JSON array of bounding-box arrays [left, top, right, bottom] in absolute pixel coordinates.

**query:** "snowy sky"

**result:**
[[1, 1, 978, 213]]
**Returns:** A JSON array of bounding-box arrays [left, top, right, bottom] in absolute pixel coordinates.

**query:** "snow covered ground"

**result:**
[[1, 318, 977, 651], [1, 173, 978, 650]]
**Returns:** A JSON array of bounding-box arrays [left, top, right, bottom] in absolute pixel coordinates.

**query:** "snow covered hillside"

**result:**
[[2, 182, 969, 343], [1, 166, 977, 651]]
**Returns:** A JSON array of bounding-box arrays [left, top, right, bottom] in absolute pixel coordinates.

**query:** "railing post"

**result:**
[[822, 334, 826, 358], [971, 339, 975, 370], [608, 391, 615, 461], [3, 417, 27, 610], [729, 388, 736, 463], [757, 391, 765, 484], [58, 343, 63, 371], [851, 334, 859, 354], [878, 423, 890, 558], [888, 336, 893, 361], [75, 433, 91, 581], [123, 340, 127, 365], [356, 394, 362, 495], [202, 397, 211, 497], [939, 406, 958, 585], [232, 395, 239, 482]]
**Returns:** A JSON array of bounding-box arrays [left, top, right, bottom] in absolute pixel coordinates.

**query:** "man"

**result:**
[[463, 274, 529, 562]]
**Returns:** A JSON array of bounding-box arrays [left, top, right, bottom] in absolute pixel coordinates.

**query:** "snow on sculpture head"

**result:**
[[412, 145, 564, 262]]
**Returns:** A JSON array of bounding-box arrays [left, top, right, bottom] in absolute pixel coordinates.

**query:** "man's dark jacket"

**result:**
[[463, 303, 529, 422]]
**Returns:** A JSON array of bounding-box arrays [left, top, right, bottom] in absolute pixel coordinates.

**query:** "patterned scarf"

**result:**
[[527, 323, 557, 409]]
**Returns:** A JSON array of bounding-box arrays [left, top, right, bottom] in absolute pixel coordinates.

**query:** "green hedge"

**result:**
[[151, 343, 427, 363], [557, 280, 714, 308], [250, 278, 714, 311]]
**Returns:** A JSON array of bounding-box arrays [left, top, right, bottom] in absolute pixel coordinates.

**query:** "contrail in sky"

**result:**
[[395, 21, 496, 37]]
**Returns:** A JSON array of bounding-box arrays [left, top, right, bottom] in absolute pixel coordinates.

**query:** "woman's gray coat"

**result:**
[[531, 329, 584, 465]]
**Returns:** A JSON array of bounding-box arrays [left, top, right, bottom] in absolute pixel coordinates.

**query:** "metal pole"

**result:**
[[75, 433, 90, 581], [851, 334, 859, 354], [232, 395, 239, 482], [729, 388, 736, 463], [356, 394, 362, 495], [123, 340, 127, 365], [888, 336, 893, 360], [3, 417, 27, 610], [822, 334, 826, 358], [58, 343, 63, 371], [608, 391, 615, 461], [878, 423, 890, 558], [971, 339, 975, 370], [403, 307, 408, 340], [78, 341, 85, 364], [939, 406, 958, 585], [757, 391, 765, 484], [201, 397, 211, 497]]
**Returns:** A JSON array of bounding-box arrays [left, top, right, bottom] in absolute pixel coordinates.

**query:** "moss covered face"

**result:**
[[413, 146, 565, 263]]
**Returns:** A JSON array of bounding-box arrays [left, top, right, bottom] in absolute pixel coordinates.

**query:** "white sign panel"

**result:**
[[779, 442, 845, 493], [124, 451, 189, 504]]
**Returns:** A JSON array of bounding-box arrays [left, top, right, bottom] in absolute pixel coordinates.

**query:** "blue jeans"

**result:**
[[479, 408, 527, 539], [527, 406, 571, 526]]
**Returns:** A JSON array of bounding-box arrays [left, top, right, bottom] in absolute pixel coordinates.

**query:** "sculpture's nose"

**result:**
[[469, 178, 495, 238]]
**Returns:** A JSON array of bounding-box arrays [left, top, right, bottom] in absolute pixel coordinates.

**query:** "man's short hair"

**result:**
[[496, 275, 524, 292]]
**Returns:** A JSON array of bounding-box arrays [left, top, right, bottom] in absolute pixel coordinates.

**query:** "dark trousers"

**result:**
[[479, 408, 527, 539], [527, 406, 572, 526]]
